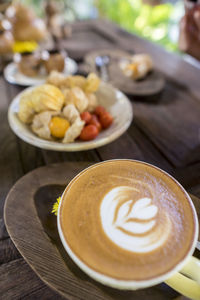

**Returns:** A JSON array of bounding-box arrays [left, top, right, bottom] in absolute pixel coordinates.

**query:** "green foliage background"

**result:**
[[97, 0, 184, 52]]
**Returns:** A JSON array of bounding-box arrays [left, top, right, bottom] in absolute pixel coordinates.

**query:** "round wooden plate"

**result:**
[[85, 49, 165, 97], [4, 162, 200, 300]]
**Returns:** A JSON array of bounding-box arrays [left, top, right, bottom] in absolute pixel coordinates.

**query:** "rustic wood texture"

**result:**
[[0, 258, 64, 300], [0, 19, 200, 299], [6, 162, 198, 300], [85, 49, 165, 96]]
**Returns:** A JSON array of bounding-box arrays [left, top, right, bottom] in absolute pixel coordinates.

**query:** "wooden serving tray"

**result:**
[[84, 49, 165, 97], [4, 162, 200, 300]]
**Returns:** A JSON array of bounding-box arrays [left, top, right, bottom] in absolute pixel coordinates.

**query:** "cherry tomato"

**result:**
[[79, 124, 99, 141], [80, 111, 92, 124], [99, 112, 113, 129], [94, 106, 106, 116], [88, 114, 102, 132]]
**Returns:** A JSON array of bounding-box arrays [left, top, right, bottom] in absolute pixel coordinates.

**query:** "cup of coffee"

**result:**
[[57, 160, 200, 299]]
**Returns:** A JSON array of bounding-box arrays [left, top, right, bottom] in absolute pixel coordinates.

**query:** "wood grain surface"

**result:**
[[5, 162, 200, 300], [85, 49, 165, 96], [0, 19, 200, 299]]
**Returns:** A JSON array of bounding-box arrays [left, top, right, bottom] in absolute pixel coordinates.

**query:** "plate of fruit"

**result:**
[[8, 72, 133, 151]]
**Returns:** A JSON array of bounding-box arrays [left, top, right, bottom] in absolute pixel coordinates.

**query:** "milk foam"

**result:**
[[100, 186, 171, 253]]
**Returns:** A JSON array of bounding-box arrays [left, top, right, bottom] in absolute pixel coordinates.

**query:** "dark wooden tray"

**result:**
[[84, 49, 165, 97], [4, 162, 200, 300]]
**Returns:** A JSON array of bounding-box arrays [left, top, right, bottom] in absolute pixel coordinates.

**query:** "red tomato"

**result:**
[[94, 106, 106, 116], [88, 114, 102, 132], [79, 124, 99, 141], [99, 112, 113, 129], [80, 111, 92, 124]]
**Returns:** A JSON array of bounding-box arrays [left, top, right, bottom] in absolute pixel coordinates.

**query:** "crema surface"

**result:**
[[60, 160, 195, 281]]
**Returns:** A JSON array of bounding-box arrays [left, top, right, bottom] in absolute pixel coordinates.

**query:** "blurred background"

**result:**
[[2, 0, 200, 68], [19, 0, 183, 53]]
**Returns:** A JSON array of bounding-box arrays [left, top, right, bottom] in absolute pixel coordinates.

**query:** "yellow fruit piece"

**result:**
[[66, 75, 86, 89], [126, 63, 139, 79], [84, 73, 100, 93], [49, 116, 70, 138], [13, 41, 38, 53], [18, 92, 35, 123], [18, 84, 65, 124], [70, 87, 88, 112], [31, 84, 65, 112]]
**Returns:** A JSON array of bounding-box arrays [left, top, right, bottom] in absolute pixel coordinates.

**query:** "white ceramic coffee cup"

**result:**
[[57, 160, 200, 300]]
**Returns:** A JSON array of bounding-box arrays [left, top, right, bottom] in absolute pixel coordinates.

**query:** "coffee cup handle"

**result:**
[[165, 256, 200, 300]]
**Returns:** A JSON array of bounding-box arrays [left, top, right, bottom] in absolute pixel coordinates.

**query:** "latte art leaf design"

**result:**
[[100, 186, 171, 253], [115, 198, 158, 235]]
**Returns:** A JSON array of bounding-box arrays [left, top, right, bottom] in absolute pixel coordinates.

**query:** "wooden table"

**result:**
[[0, 19, 200, 299]]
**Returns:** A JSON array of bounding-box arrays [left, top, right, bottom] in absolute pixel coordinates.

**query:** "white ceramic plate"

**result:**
[[8, 82, 133, 151], [4, 57, 78, 86]]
